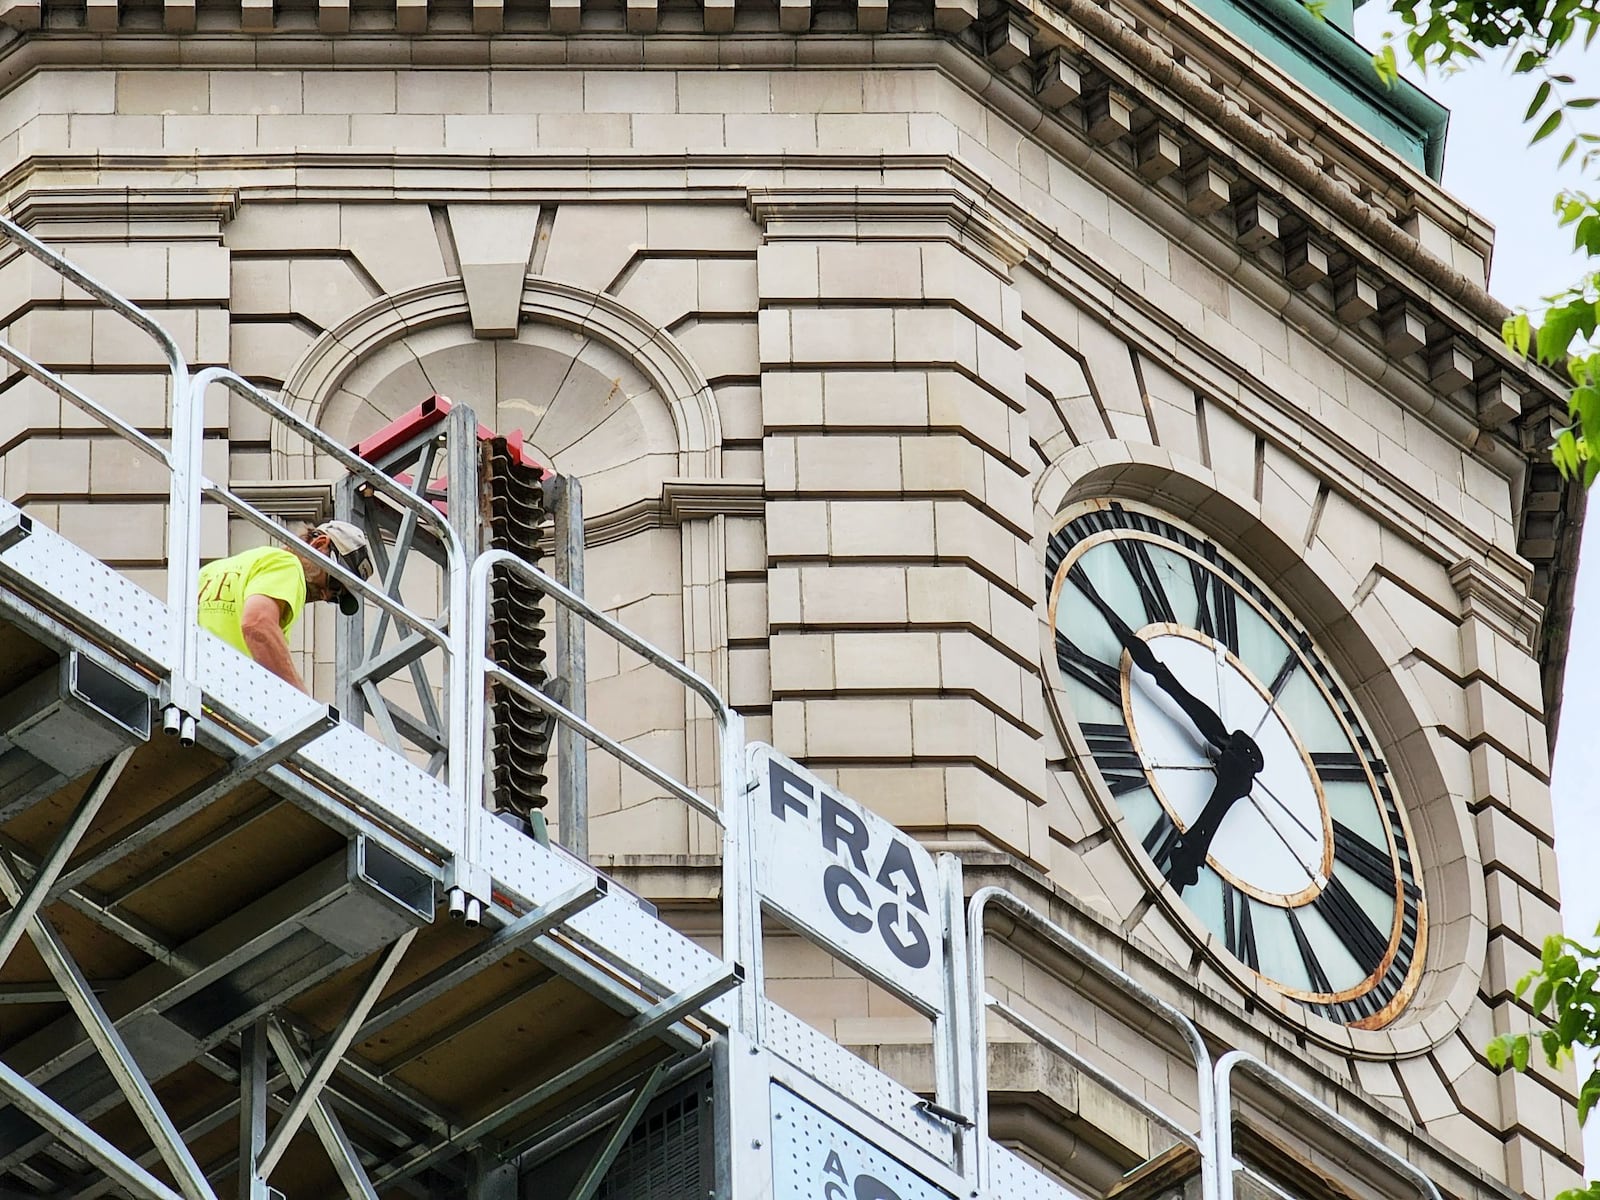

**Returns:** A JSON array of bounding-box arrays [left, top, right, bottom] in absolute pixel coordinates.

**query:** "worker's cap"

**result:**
[[312, 521, 373, 615]]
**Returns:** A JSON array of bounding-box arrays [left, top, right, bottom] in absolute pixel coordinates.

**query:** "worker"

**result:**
[[196, 521, 373, 693]]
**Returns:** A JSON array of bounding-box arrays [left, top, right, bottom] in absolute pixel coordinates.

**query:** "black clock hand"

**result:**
[[1067, 565, 1231, 752], [1163, 730, 1266, 892]]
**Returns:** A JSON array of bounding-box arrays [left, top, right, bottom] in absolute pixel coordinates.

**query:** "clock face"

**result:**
[[1046, 502, 1425, 1029]]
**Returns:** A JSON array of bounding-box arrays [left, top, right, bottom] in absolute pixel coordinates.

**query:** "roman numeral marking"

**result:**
[[1311, 752, 1371, 784], [1264, 650, 1299, 699], [1190, 557, 1237, 653], [1313, 877, 1389, 977], [1082, 722, 1146, 797], [1144, 812, 1182, 878], [1286, 909, 1334, 994], [1222, 883, 1259, 970], [1114, 537, 1175, 625], [1332, 820, 1397, 893], [1055, 633, 1122, 706]]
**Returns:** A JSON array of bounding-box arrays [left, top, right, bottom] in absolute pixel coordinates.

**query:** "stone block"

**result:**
[[818, 242, 921, 301], [1034, 50, 1081, 108], [770, 632, 834, 691], [1135, 124, 1182, 182], [804, 698, 913, 758], [304, 70, 395, 114], [827, 499, 936, 558], [208, 75, 300, 120], [117, 70, 209, 116], [1084, 88, 1131, 144], [796, 564, 907, 625], [833, 631, 940, 690], [1333, 269, 1380, 323]]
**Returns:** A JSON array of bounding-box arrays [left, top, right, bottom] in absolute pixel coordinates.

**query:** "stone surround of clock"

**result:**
[[1047, 501, 1426, 1030]]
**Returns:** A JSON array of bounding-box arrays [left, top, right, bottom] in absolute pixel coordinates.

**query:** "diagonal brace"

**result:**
[[0, 849, 218, 1200], [375, 962, 741, 1188], [256, 926, 417, 1179], [569, 1063, 665, 1200], [0, 746, 134, 973], [0, 1055, 185, 1200], [266, 1019, 380, 1200], [356, 878, 606, 1044]]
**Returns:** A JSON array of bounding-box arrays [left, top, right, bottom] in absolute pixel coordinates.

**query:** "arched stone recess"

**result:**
[[1033, 440, 1484, 1060], [272, 277, 732, 855]]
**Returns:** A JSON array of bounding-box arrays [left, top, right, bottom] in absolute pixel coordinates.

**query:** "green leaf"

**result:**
[[1373, 44, 1399, 87], [1528, 80, 1553, 121], [1535, 978, 1555, 1012], [1513, 1036, 1531, 1072], [1534, 110, 1564, 144], [1569, 97, 1600, 109]]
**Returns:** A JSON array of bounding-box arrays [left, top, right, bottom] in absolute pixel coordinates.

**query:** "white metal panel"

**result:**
[[747, 744, 945, 1013], [985, 1143, 1086, 1200], [760, 1001, 953, 1162], [770, 1083, 952, 1200], [477, 808, 727, 998]]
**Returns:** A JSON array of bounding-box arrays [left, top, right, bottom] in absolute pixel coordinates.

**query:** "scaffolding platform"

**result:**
[[0, 499, 735, 1198]]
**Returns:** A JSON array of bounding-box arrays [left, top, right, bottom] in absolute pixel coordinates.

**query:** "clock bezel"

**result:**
[[1043, 499, 1428, 1030]]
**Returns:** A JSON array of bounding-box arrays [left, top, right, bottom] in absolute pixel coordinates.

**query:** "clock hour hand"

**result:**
[[1163, 731, 1265, 892]]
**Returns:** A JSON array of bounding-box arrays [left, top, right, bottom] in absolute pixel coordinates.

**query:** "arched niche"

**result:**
[[271, 278, 730, 855]]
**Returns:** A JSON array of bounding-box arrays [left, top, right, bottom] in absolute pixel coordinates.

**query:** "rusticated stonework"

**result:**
[[0, 3, 1580, 1199]]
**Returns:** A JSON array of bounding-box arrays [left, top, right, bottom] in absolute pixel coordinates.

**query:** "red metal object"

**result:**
[[353, 394, 552, 479]]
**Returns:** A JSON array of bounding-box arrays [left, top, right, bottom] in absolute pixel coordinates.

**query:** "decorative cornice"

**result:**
[[1448, 557, 1543, 646], [660, 478, 764, 522], [3, 186, 240, 229], [747, 186, 1029, 274], [229, 480, 334, 525]]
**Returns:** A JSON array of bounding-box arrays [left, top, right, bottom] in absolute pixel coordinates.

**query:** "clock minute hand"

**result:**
[[1121, 636, 1231, 753], [1067, 566, 1231, 752], [1164, 731, 1266, 892]]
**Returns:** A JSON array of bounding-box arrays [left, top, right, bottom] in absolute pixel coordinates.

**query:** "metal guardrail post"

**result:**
[[1213, 1051, 1442, 1200], [550, 475, 588, 862], [0, 215, 200, 742], [967, 887, 1217, 1200]]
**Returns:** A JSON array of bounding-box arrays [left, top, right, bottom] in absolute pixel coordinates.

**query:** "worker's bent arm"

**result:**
[[240, 593, 307, 692]]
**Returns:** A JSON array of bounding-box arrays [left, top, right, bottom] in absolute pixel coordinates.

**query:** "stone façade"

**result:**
[[0, 2, 1580, 1199]]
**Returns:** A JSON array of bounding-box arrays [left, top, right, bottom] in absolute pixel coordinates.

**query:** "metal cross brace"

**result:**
[[0, 849, 218, 1200], [0, 1057, 185, 1200], [373, 961, 742, 1188], [0, 747, 135, 973], [255, 927, 418, 1178], [266, 1019, 381, 1200], [567, 1062, 665, 1200]]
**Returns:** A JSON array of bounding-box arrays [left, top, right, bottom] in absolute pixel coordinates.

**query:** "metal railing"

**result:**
[[0, 216, 469, 842], [463, 550, 743, 927], [967, 887, 1217, 1200], [1214, 1051, 1443, 1200]]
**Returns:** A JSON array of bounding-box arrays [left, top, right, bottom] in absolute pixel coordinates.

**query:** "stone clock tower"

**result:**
[[0, 0, 1579, 1194]]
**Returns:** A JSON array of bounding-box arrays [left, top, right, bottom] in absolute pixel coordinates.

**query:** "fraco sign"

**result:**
[[746, 744, 946, 1009]]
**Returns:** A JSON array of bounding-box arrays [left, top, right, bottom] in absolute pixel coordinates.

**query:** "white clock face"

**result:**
[[1047, 502, 1425, 1028]]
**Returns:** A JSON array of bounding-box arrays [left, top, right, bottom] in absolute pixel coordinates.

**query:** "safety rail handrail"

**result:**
[[0, 219, 475, 841], [465, 549, 731, 830], [967, 887, 1217, 1200], [1214, 1051, 1443, 1200]]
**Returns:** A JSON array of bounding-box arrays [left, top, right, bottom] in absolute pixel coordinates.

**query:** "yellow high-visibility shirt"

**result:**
[[196, 546, 307, 655]]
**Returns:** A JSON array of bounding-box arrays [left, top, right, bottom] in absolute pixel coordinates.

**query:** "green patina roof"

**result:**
[[1190, 0, 1449, 178]]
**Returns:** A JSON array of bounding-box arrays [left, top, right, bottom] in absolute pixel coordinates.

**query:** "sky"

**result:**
[[1349, 6, 1600, 1169]]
